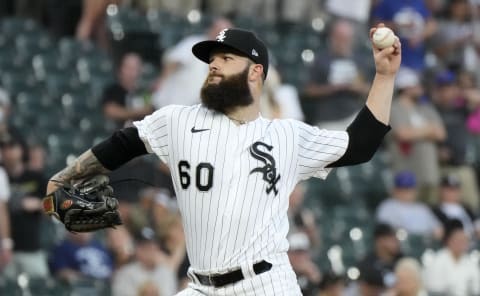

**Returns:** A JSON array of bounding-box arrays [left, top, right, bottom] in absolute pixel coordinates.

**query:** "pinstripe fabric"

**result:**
[[134, 104, 349, 295]]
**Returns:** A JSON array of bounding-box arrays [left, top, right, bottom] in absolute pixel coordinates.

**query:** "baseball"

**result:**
[[372, 27, 395, 49]]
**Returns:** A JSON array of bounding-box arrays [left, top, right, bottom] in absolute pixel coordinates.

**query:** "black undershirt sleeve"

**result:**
[[91, 127, 148, 171], [327, 106, 391, 168]]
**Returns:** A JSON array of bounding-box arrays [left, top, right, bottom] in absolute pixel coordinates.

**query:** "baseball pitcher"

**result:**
[[45, 24, 401, 295]]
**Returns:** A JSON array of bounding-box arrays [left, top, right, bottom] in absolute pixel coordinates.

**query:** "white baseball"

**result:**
[[372, 27, 395, 49]]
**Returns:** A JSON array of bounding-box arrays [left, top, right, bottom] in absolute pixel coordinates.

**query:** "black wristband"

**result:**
[[91, 127, 148, 171]]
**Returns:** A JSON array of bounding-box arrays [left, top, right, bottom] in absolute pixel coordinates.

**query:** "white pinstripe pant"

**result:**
[[175, 261, 302, 296]]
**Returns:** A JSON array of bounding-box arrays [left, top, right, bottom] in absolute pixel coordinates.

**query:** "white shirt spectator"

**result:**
[[423, 248, 480, 296], [440, 203, 477, 237], [260, 66, 304, 121], [376, 198, 441, 235], [112, 261, 177, 296], [152, 35, 208, 108], [326, 0, 371, 23], [0, 166, 10, 202]]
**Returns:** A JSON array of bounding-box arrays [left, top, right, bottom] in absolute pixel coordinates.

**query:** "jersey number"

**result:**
[[178, 161, 213, 191]]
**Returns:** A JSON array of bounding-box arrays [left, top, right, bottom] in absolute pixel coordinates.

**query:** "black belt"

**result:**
[[194, 260, 272, 287]]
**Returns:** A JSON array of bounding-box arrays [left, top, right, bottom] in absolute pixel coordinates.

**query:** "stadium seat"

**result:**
[[60, 92, 93, 120], [44, 72, 80, 98], [57, 37, 97, 63], [32, 51, 75, 81], [15, 33, 54, 57], [86, 72, 114, 99], [401, 233, 438, 259], [107, 6, 150, 33], [76, 55, 113, 82], [0, 47, 19, 76], [1, 72, 38, 96], [24, 277, 63, 296], [138, 62, 158, 90], [0, 278, 20, 296], [1, 17, 43, 39], [305, 167, 366, 209]]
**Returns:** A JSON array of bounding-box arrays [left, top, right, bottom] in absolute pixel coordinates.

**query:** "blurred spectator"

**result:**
[[130, 0, 197, 16], [2, 140, 49, 279], [125, 190, 158, 236], [431, 0, 477, 71], [0, 88, 28, 161], [12, 0, 45, 23], [387, 257, 427, 296], [0, 88, 13, 145], [76, 0, 118, 48], [137, 280, 161, 296], [431, 173, 480, 240], [304, 18, 370, 129], [102, 52, 154, 129], [325, 0, 371, 24], [0, 0, 44, 22], [423, 219, 480, 295], [27, 143, 47, 173], [108, 158, 163, 206], [112, 227, 178, 296], [107, 157, 174, 225], [0, 166, 12, 271], [356, 223, 402, 295], [324, 0, 372, 48], [388, 68, 446, 203], [372, 0, 437, 71], [433, 70, 480, 211], [317, 272, 345, 296], [288, 182, 320, 251], [49, 232, 113, 283], [287, 232, 322, 295], [126, 188, 183, 249], [152, 17, 232, 108], [275, 0, 322, 24], [459, 70, 480, 136], [153, 211, 186, 287], [106, 226, 135, 269], [200, 0, 321, 24], [376, 171, 443, 238], [0, 0, 14, 17], [44, 0, 83, 38], [260, 65, 305, 121], [424, 0, 445, 15]]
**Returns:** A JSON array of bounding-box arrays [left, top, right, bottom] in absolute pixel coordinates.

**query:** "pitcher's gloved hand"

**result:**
[[43, 175, 122, 232]]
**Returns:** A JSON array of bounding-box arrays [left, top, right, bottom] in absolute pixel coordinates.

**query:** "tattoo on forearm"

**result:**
[[52, 149, 109, 183]]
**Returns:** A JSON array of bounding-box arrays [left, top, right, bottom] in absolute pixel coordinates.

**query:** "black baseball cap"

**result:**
[[134, 226, 157, 244], [441, 174, 461, 188], [373, 223, 396, 239], [192, 28, 269, 78]]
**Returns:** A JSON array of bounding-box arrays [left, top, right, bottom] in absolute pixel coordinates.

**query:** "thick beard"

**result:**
[[200, 67, 253, 114]]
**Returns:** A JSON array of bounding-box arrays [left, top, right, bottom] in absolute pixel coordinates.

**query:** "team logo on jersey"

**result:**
[[249, 141, 281, 196]]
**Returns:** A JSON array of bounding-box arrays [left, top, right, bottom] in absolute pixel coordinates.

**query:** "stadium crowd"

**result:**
[[1, 0, 480, 295]]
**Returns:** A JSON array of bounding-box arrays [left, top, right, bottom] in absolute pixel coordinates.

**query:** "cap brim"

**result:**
[[192, 40, 251, 64], [192, 40, 218, 64]]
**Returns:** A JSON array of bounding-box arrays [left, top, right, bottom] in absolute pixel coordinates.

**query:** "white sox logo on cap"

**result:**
[[192, 28, 269, 77], [216, 28, 228, 42]]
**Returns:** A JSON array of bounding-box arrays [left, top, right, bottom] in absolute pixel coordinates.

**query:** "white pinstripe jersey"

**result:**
[[134, 104, 349, 272]]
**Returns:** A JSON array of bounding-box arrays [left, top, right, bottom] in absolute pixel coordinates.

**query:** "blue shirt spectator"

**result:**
[[50, 232, 113, 282], [372, 0, 436, 71]]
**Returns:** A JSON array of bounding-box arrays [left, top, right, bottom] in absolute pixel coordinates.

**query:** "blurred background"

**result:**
[[0, 0, 480, 295]]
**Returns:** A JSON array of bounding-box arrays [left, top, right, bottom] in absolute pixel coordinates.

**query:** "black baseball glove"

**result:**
[[43, 175, 122, 232]]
